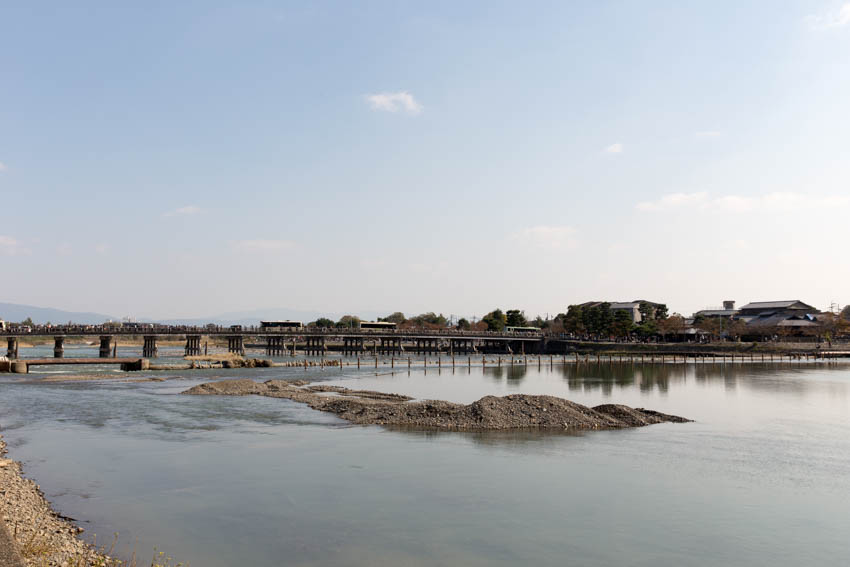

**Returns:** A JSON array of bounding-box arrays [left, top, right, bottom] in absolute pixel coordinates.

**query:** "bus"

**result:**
[[505, 326, 540, 334], [260, 320, 303, 330], [359, 321, 397, 331]]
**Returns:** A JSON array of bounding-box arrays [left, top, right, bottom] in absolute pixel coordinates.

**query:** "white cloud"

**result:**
[[95, 243, 110, 255], [57, 242, 73, 256], [0, 236, 27, 256], [0, 161, 7, 172], [163, 205, 202, 217], [512, 226, 579, 250], [637, 191, 850, 213], [234, 239, 295, 252], [807, 3, 850, 29], [364, 91, 423, 114], [695, 131, 722, 138], [636, 192, 708, 212], [604, 142, 623, 154]]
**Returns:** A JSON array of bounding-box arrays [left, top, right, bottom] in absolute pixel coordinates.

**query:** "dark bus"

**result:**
[[260, 321, 303, 330]]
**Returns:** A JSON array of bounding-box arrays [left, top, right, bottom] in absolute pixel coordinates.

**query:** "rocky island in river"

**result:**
[[183, 379, 691, 430]]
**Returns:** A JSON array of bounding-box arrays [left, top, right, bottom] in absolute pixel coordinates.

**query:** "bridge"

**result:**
[[1, 325, 546, 360]]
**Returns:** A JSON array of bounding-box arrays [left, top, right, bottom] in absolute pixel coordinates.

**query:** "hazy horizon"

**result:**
[[2, 2, 849, 318]]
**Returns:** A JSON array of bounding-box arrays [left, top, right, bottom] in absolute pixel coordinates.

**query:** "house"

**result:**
[[694, 300, 739, 320], [0, 318, 5, 331], [736, 300, 821, 338], [737, 300, 818, 318], [609, 302, 643, 323]]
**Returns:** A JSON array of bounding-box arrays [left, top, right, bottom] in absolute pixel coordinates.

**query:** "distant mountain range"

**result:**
[[0, 302, 116, 325], [139, 308, 387, 327], [0, 302, 386, 326]]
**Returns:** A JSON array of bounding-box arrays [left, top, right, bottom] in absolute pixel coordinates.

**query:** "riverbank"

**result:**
[[183, 379, 690, 429], [560, 340, 848, 355], [0, 436, 112, 567]]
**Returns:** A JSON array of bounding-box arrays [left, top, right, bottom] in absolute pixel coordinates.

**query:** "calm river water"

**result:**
[[1, 345, 849, 566]]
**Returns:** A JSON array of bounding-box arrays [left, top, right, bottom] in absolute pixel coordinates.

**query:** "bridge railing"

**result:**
[[0, 324, 544, 339]]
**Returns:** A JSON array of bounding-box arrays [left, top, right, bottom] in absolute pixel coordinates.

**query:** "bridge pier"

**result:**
[[185, 334, 202, 356], [379, 337, 401, 355], [305, 336, 325, 356], [53, 336, 65, 358], [451, 338, 476, 354], [99, 336, 113, 358], [416, 339, 439, 355], [227, 335, 244, 355], [143, 335, 158, 358], [266, 336, 285, 356], [6, 337, 18, 359], [343, 337, 364, 356]]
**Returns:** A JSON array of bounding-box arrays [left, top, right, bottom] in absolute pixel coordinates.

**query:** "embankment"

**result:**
[[0, 436, 111, 567]]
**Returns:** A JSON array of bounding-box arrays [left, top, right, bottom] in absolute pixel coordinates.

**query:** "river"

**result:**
[[1, 344, 849, 566]]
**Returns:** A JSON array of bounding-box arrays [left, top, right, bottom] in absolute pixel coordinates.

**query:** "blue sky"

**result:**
[[2, 1, 850, 320]]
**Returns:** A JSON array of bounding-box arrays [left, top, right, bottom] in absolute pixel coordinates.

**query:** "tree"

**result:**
[[657, 315, 685, 342], [725, 319, 748, 342], [336, 315, 361, 329], [311, 317, 335, 328], [694, 317, 722, 340], [612, 310, 635, 338], [506, 309, 527, 328], [21, 317, 33, 327], [482, 309, 507, 332], [562, 305, 586, 335], [407, 312, 448, 328], [635, 319, 658, 339], [639, 302, 668, 322], [456, 318, 471, 330], [585, 303, 613, 337], [379, 312, 406, 325]]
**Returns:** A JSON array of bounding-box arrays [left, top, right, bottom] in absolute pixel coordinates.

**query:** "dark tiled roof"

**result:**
[[739, 300, 810, 310]]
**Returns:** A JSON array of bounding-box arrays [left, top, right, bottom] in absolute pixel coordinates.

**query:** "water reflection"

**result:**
[[387, 425, 586, 446], [2, 360, 850, 567]]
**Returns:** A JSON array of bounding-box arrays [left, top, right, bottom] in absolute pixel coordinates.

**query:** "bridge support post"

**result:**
[[7, 337, 18, 359], [306, 336, 324, 356], [99, 336, 113, 358], [185, 335, 202, 356], [53, 336, 65, 359], [143, 335, 158, 358], [228, 335, 244, 355]]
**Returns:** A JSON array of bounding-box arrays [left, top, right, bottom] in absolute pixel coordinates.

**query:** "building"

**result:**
[[694, 300, 739, 319], [0, 318, 5, 331], [737, 300, 818, 318], [609, 302, 643, 323]]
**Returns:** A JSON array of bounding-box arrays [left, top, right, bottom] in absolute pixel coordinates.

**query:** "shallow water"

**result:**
[[1, 349, 849, 566]]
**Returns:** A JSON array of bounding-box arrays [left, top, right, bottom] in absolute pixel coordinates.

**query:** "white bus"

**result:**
[[359, 321, 397, 331]]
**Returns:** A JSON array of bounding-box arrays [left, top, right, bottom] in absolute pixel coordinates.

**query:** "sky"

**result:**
[[2, 1, 850, 321]]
